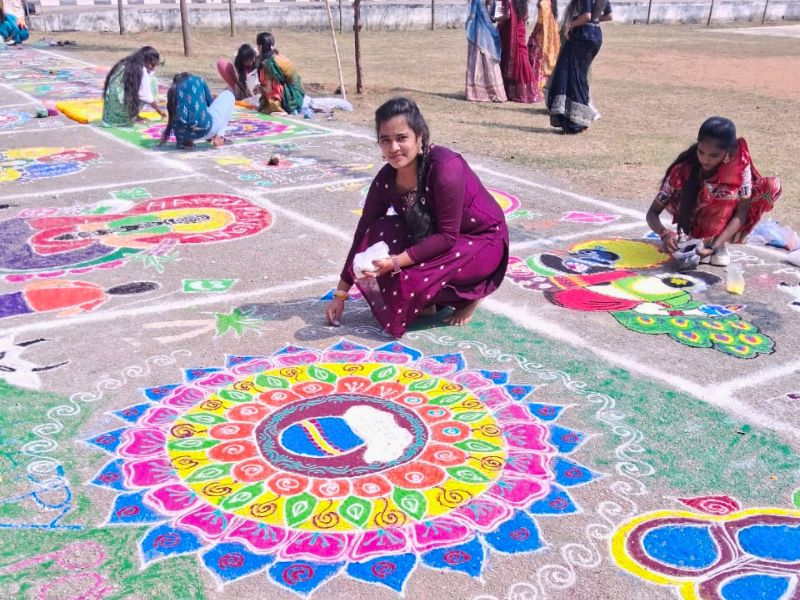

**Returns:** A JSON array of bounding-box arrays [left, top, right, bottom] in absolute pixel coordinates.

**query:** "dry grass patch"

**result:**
[[44, 23, 799, 226]]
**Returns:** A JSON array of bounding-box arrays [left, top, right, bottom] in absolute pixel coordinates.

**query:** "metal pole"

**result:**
[[324, 0, 347, 100], [431, 0, 435, 30], [228, 0, 235, 36], [338, 0, 343, 33], [646, 0, 653, 24], [179, 0, 193, 56], [761, 0, 770, 24], [706, 0, 715, 26], [117, 0, 126, 34]]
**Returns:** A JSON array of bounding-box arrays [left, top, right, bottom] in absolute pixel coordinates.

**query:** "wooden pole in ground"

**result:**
[[117, 0, 126, 34], [431, 0, 435, 30], [323, 0, 347, 100], [762, 0, 770, 24], [228, 0, 235, 36], [706, 0, 715, 26], [179, 0, 193, 56], [646, 0, 653, 24], [338, 0, 343, 33], [354, 0, 363, 94]]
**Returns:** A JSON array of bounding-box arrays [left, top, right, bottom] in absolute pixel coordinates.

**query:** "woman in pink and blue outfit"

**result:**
[[326, 97, 509, 338]]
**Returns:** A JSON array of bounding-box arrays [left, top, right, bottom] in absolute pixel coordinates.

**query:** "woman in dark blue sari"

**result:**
[[546, 0, 612, 134]]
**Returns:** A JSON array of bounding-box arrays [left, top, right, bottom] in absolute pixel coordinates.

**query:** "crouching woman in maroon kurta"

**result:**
[[326, 97, 509, 338]]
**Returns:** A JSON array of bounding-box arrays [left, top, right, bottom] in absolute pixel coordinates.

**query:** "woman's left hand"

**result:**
[[697, 247, 715, 258], [364, 258, 393, 278]]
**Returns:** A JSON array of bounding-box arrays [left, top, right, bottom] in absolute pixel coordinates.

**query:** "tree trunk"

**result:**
[[354, 0, 363, 94], [762, 0, 770, 24], [228, 0, 235, 36], [338, 0, 343, 33], [117, 0, 126, 34], [179, 0, 193, 56], [706, 0, 715, 26], [431, 0, 435, 30], [646, 0, 653, 24]]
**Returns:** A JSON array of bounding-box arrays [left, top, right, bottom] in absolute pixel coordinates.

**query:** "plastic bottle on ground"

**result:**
[[726, 263, 745, 295]]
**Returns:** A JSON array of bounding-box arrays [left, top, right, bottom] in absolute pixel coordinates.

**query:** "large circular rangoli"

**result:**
[[87, 341, 597, 594], [166, 363, 506, 532]]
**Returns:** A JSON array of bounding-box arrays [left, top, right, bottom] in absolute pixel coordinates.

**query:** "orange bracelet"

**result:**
[[333, 290, 348, 300]]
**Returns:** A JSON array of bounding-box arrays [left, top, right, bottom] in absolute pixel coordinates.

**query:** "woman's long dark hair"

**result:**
[[256, 32, 277, 59], [159, 72, 192, 146], [103, 46, 160, 122], [375, 97, 434, 243], [512, 0, 528, 20], [233, 44, 257, 95], [662, 116, 738, 236], [550, 0, 559, 20]]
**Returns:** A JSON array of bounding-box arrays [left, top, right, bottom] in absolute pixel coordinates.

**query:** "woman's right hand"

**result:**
[[660, 230, 679, 254], [326, 298, 345, 327]]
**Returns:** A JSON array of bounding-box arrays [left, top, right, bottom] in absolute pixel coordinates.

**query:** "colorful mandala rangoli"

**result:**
[[87, 340, 598, 594]]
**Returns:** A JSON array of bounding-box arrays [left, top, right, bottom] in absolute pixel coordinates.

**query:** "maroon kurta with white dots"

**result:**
[[341, 145, 509, 337]]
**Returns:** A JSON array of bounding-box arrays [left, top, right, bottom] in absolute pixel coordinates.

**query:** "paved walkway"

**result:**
[[1, 42, 799, 600]]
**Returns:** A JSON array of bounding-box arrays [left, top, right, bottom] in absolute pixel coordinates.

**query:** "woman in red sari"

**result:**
[[647, 117, 781, 267], [496, 0, 537, 103]]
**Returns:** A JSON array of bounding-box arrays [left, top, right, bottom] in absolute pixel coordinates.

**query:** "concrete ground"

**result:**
[[1, 43, 799, 600]]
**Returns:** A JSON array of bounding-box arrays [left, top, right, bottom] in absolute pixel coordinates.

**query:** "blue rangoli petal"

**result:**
[[184, 367, 222, 382], [374, 342, 422, 361], [428, 353, 467, 372], [503, 384, 536, 402], [85, 428, 128, 454], [225, 355, 268, 368], [268, 560, 344, 595], [527, 485, 579, 516], [108, 491, 166, 525], [201, 542, 274, 583], [421, 536, 484, 578], [553, 457, 601, 487], [141, 383, 179, 401], [547, 425, 586, 454], [479, 370, 509, 384], [330, 339, 370, 352], [112, 402, 153, 424], [273, 344, 311, 356], [140, 523, 203, 564], [90, 459, 128, 491], [483, 511, 544, 554], [346, 553, 417, 593], [526, 402, 565, 422]]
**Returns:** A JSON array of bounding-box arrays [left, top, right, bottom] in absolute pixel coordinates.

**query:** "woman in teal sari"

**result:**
[[255, 31, 305, 115], [465, 0, 507, 102]]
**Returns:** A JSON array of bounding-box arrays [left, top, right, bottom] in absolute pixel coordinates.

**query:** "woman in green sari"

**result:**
[[255, 32, 305, 115], [102, 46, 166, 127]]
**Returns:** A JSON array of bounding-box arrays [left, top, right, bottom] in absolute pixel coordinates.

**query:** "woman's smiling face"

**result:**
[[377, 116, 422, 171]]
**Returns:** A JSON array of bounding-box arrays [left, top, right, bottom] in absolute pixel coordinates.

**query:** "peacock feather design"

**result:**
[[612, 311, 774, 358]]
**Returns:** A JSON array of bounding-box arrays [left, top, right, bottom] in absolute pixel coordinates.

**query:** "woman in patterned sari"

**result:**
[[546, 0, 612, 133], [465, 0, 507, 102], [255, 31, 305, 115], [647, 117, 781, 267], [527, 0, 559, 102], [496, 0, 537, 103]]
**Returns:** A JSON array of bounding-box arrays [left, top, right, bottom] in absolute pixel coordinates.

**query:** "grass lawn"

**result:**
[[42, 22, 800, 226]]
